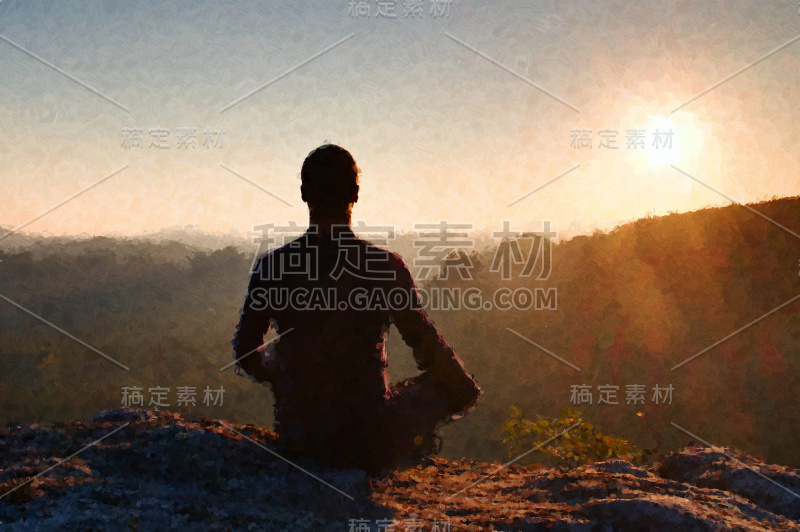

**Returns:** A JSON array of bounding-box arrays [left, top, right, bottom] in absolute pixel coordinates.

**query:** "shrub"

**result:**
[[492, 406, 643, 468]]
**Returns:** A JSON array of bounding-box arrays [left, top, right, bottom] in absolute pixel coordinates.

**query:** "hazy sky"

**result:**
[[1, 0, 798, 242]]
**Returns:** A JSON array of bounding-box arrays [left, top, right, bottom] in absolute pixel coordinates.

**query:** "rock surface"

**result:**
[[0, 408, 798, 531]]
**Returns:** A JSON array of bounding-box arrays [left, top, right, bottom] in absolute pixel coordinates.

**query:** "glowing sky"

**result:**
[[0, 0, 798, 241]]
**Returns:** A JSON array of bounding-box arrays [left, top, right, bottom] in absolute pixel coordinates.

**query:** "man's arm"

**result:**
[[388, 253, 483, 414], [232, 255, 275, 384]]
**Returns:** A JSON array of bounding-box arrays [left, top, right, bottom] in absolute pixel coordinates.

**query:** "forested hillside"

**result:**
[[1, 196, 798, 467]]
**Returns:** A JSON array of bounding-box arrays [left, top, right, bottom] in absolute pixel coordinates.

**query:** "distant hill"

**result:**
[[0, 196, 798, 469], [426, 196, 800, 468]]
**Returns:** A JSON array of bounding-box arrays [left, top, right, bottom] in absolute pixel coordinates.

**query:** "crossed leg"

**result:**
[[271, 366, 481, 475]]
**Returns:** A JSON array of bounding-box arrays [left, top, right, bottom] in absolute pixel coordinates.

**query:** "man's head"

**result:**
[[301, 144, 360, 217]]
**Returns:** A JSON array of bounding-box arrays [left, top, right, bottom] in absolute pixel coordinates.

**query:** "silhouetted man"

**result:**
[[232, 144, 482, 474]]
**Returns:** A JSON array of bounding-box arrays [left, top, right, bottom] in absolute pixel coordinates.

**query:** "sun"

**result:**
[[642, 115, 683, 167]]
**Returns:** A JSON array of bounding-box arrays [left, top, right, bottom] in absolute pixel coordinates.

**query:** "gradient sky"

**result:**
[[1, 0, 798, 242]]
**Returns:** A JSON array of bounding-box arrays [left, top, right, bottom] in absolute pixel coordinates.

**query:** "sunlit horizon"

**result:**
[[1, 1, 798, 241]]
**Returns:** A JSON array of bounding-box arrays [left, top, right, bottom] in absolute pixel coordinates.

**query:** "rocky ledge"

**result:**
[[0, 409, 798, 531]]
